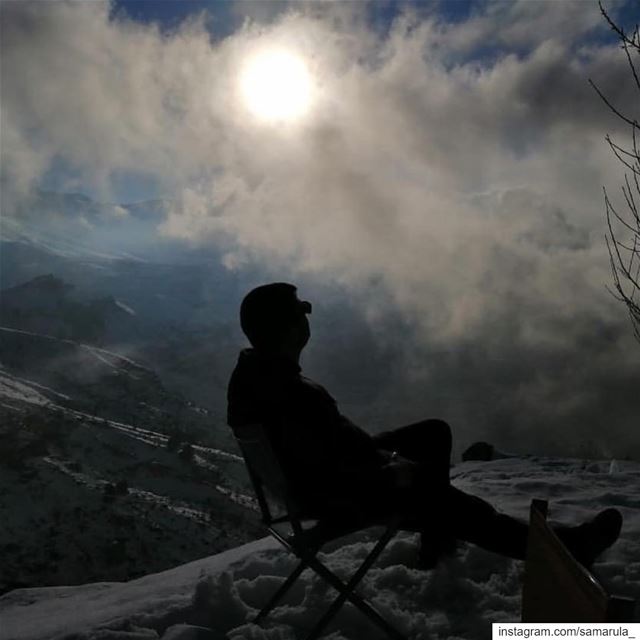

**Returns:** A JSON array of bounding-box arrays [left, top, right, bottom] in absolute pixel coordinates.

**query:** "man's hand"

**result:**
[[388, 457, 418, 489]]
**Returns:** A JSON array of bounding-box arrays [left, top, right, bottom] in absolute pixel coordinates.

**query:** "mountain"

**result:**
[[0, 195, 400, 435], [0, 196, 265, 593], [0, 363, 260, 594], [0, 274, 138, 345], [2, 190, 224, 265], [1, 195, 247, 427], [1, 189, 639, 611], [1, 456, 638, 639]]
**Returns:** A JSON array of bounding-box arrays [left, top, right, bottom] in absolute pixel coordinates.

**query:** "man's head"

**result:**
[[240, 282, 312, 354]]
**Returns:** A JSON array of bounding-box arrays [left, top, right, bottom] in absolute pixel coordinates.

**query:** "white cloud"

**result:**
[[443, 0, 611, 52], [1, 0, 638, 455]]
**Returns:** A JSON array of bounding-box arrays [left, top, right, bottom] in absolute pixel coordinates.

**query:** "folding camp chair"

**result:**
[[233, 422, 408, 640], [522, 499, 636, 622]]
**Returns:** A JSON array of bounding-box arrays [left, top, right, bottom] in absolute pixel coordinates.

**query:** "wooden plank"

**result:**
[[522, 500, 609, 622]]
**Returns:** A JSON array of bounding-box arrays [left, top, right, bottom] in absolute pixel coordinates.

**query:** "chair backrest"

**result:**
[[522, 499, 635, 622], [232, 422, 293, 524]]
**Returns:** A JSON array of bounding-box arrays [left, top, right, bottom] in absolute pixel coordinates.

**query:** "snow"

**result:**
[[0, 538, 278, 640], [0, 372, 52, 406], [3, 373, 72, 402], [114, 300, 136, 316], [1, 217, 148, 263], [1, 457, 638, 640]]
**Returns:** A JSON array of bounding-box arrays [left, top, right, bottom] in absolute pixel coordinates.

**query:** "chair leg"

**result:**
[[254, 558, 308, 623], [302, 525, 406, 640], [256, 522, 406, 640], [305, 559, 406, 640], [340, 587, 407, 640]]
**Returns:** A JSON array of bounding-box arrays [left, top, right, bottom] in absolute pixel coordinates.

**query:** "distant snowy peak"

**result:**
[[3, 191, 217, 264], [1, 275, 138, 344], [13, 273, 70, 291], [2, 272, 72, 297], [2, 217, 148, 263], [11, 190, 169, 224], [3, 190, 168, 264], [1, 274, 73, 312]]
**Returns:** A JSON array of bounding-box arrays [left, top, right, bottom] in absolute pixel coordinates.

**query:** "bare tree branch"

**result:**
[[599, 1, 640, 51], [595, 3, 640, 342], [589, 79, 637, 129], [607, 136, 640, 175]]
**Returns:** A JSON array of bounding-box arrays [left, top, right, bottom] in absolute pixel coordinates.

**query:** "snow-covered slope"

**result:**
[[0, 358, 260, 594], [0, 269, 255, 593], [0, 324, 221, 440], [2, 457, 638, 640]]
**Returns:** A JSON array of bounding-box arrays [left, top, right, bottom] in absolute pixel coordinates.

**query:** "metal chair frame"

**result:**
[[234, 422, 407, 640]]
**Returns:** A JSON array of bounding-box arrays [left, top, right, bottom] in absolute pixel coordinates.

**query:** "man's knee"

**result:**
[[410, 418, 452, 451], [426, 418, 452, 450], [376, 418, 452, 455]]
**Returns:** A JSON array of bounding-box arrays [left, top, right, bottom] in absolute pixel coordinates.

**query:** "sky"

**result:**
[[1, 0, 639, 457]]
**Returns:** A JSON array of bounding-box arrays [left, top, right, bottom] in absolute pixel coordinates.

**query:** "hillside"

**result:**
[[0, 274, 139, 345], [0, 328, 259, 594], [1, 456, 638, 639], [0, 247, 257, 593]]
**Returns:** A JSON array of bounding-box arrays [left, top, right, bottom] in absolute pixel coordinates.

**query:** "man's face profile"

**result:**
[[240, 283, 312, 353]]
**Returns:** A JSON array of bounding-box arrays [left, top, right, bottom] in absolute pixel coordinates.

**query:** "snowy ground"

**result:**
[[2, 457, 638, 640]]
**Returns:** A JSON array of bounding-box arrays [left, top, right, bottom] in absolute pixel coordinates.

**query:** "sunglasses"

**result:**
[[298, 300, 312, 314]]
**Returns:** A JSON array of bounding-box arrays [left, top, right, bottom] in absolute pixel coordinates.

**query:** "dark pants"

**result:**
[[373, 419, 531, 560]]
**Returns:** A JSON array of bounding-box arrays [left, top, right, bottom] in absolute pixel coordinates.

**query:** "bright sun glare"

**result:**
[[240, 49, 313, 123]]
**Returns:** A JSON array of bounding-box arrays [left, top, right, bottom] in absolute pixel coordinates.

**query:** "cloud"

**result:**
[[441, 0, 610, 52], [1, 0, 638, 456], [1, 1, 230, 199]]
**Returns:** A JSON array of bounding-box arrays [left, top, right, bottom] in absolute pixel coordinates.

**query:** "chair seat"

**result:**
[[272, 513, 402, 551]]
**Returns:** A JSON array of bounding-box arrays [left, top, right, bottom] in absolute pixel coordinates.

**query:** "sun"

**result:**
[[240, 49, 313, 123]]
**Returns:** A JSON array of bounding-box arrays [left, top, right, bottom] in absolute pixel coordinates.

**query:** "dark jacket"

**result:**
[[227, 348, 392, 513]]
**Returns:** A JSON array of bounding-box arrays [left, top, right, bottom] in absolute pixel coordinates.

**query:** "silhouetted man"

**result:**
[[227, 282, 622, 568]]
